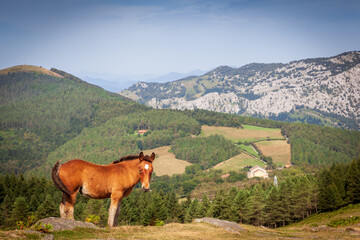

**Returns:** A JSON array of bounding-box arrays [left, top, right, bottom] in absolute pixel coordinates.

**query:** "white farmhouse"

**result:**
[[247, 165, 269, 179]]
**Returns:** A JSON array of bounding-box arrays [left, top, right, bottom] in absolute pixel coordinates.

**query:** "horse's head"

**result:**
[[138, 152, 155, 192]]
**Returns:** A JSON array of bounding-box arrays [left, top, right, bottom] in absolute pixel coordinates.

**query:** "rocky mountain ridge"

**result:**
[[120, 51, 360, 129]]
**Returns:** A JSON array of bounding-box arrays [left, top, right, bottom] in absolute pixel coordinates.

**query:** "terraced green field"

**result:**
[[238, 144, 260, 158], [213, 153, 266, 172]]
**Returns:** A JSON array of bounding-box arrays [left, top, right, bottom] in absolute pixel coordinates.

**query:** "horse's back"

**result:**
[[58, 159, 122, 196]]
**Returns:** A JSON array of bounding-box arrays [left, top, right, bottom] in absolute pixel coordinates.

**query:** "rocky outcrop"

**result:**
[[148, 92, 242, 114], [120, 51, 360, 129], [37, 217, 98, 231]]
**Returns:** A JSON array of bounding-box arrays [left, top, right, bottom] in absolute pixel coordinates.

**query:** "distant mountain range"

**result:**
[[119, 51, 360, 129], [80, 69, 206, 92]]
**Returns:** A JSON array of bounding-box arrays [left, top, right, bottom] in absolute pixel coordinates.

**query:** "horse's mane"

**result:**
[[112, 154, 153, 164], [112, 155, 139, 164]]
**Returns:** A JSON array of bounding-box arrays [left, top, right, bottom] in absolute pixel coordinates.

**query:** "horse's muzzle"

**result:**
[[142, 187, 150, 192]]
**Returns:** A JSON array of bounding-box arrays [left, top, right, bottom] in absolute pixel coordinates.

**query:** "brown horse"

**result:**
[[51, 152, 155, 227]]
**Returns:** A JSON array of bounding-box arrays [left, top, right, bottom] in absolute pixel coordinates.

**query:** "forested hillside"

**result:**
[[43, 110, 200, 174], [282, 123, 360, 165], [0, 66, 147, 173]]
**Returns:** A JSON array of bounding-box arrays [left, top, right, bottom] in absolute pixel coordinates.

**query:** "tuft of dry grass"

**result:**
[[0, 65, 63, 78], [143, 146, 191, 176]]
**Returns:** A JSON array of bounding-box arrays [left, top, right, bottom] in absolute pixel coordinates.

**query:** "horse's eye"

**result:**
[[139, 169, 142, 173]]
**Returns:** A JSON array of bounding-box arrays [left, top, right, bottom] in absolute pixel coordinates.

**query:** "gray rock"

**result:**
[[36, 217, 98, 231], [42, 235, 54, 240], [24, 229, 41, 235], [194, 217, 244, 233]]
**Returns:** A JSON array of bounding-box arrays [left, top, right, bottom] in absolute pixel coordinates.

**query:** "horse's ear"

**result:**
[[139, 152, 144, 161], [150, 152, 155, 162]]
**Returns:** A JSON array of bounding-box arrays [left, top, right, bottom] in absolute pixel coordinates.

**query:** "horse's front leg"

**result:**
[[113, 199, 122, 226], [108, 192, 123, 227]]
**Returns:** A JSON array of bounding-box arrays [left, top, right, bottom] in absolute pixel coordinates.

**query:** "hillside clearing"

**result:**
[[120, 89, 139, 101], [200, 125, 284, 142], [254, 140, 291, 167], [213, 153, 266, 173], [143, 146, 191, 176]]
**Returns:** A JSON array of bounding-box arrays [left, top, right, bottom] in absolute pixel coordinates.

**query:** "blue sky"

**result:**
[[1, 0, 359, 82]]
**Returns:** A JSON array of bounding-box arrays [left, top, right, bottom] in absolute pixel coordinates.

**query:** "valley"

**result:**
[[1, 65, 360, 238]]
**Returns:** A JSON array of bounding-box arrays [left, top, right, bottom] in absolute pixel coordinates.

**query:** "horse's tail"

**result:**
[[51, 160, 71, 196]]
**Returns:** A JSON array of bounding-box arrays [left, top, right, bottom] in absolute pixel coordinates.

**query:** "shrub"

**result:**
[[33, 221, 53, 233], [85, 215, 100, 225], [155, 219, 165, 226], [16, 213, 37, 230], [327, 216, 360, 227]]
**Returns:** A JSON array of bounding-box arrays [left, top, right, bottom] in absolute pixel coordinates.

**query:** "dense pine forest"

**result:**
[[1, 67, 360, 230], [171, 135, 240, 170]]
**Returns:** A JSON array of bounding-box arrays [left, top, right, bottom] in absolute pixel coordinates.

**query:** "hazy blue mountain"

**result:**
[[81, 69, 206, 92]]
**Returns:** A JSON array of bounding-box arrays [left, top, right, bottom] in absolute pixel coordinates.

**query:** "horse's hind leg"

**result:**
[[60, 193, 77, 219]]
